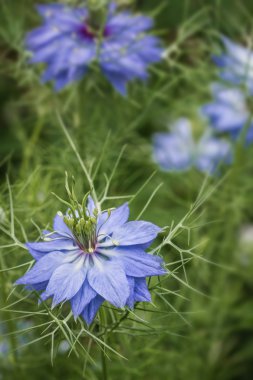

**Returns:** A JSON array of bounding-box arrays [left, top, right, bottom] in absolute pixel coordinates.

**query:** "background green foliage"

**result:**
[[1, 0, 253, 379]]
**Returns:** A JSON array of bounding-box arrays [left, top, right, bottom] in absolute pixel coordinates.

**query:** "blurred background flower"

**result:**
[[201, 83, 253, 143], [152, 118, 232, 174], [0, 320, 33, 359], [213, 36, 253, 93], [26, 2, 163, 94]]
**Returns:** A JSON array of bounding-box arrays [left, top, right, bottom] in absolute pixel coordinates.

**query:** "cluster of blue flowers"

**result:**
[[26, 2, 163, 95], [17, 2, 253, 327], [202, 37, 253, 145], [153, 36, 253, 174]]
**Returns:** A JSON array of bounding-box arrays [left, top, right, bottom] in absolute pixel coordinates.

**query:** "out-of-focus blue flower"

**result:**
[[0, 325, 8, 356], [26, 3, 163, 95], [153, 118, 232, 174], [16, 197, 166, 325], [0, 320, 33, 358], [213, 36, 253, 93], [201, 83, 253, 143]]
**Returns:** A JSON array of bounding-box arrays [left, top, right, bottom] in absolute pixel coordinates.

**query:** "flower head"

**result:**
[[213, 36, 253, 94], [16, 196, 166, 325], [26, 3, 163, 95], [153, 118, 232, 174], [201, 83, 253, 144]]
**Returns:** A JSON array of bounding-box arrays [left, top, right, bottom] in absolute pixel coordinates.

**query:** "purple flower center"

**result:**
[[77, 23, 111, 40]]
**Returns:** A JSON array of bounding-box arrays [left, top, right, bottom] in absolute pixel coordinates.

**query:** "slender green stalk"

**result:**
[[101, 345, 108, 380], [20, 121, 43, 178], [99, 308, 108, 380], [56, 111, 99, 207]]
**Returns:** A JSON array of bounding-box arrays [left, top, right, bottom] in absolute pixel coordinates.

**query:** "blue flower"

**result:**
[[26, 3, 163, 95], [213, 36, 253, 93], [16, 197, 166, 325], [201, 83, 253, 143], [153, 118, 231, 174]]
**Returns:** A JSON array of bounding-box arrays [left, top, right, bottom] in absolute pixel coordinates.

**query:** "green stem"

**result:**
[[101, 345, 108, 380], [20, 121, 43, 178], [56, 112, 99, 207], [99, 308, 108, 380]]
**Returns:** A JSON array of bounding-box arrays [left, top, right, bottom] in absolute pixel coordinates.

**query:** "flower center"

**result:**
[[64, 213, 97, 254], [77, 23, 111, 40]]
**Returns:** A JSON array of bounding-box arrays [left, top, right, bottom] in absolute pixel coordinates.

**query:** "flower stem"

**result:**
[[99, 308, 108, 380], [56, 112, 99, 207], [101, 345, 108, 380], [20, 121, 43, 178]]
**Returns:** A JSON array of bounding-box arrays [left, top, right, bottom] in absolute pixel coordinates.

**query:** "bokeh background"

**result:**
[[1, 0, 253, 379]]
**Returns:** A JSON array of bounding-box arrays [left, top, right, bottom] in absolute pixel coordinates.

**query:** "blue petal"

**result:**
[[26, 238, 77, 254], [43, 260, 86, 307], [36, 4, 66, 19], [101, 52, 148, 81], [29, 37, 69, 63], [99, 221, 161, 247], [97, 203, 129, 238], [101, 71, 127, 95], [53, 66, 87, 91], [134, 278, 151, 303], [107, 13, 153, 35], [87, 195, 96, 216], [105, 247, 166, 277], [36, 4, 87, 26], [15, 252, 66, 285], [87, 258, 129, 307], [25, 245, 46, 261], [70, 45, 96, 66], [25, 281, 48, 292], [53, 213, 72, 237], [82, 295, 104, 325], [126, 276, 135, 308], [221, 35, 253, 65], [71, 278, 97, 318], [126, 277, 151, 308], [212, 54, 227, 68], [26, 27, 61, 49]]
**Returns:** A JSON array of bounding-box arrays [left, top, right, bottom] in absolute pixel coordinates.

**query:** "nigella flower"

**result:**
[[16, 196, 166, 325], [26, 3, 163, 95], [213, 36, 253, 93], [201, 83, 253, 144], [152, 118, 232, 174]]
